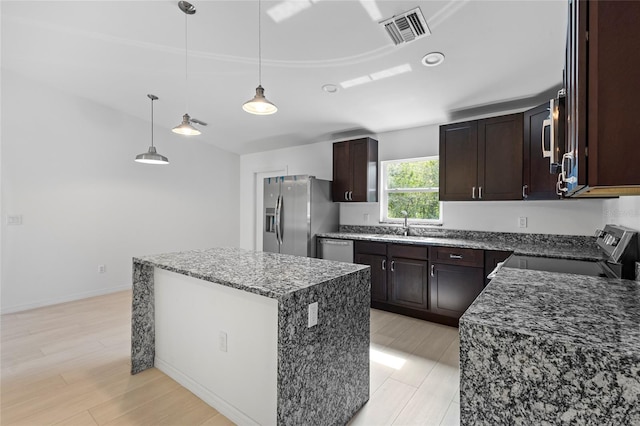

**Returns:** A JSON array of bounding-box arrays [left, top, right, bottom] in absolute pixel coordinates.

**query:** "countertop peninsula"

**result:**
[[459, 267, 640, 424]]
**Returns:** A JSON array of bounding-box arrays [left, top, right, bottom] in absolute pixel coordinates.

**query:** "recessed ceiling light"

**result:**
[[422, 52, 445, 67], [322, 84, 338, 93]]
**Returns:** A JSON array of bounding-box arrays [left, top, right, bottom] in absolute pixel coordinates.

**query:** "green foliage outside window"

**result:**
[[385, 159, 440, 221], [387, 160, 439, 189]]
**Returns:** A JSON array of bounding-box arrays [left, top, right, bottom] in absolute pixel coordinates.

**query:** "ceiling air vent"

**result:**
[[380, 7, 431, 46]]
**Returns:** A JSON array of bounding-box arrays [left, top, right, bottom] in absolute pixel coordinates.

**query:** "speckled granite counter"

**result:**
[[459, 267, 640, 424], [318, 227, 603, 261], [131, 248, 370, 425]]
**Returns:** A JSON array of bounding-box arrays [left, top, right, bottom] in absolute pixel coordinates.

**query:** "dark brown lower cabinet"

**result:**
[[430, 263, 485, 319], [354, 241, 494, 327], [354, 252, 387, 302], [354, 241, 388, 303], [388, 244, 429, 312], [389, 257, 428, 310]]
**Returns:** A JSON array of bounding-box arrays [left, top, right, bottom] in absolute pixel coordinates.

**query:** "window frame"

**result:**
[[379, 156, 443, 224]]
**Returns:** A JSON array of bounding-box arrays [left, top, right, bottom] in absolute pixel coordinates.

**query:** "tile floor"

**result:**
[[349, 309, 460, 426]]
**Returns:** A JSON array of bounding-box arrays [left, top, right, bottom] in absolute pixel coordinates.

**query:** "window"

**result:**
[[380, 156, 441, 223]]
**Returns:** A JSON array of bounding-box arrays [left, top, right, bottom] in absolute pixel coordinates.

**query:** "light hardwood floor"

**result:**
[[2, 291, 460, 425]]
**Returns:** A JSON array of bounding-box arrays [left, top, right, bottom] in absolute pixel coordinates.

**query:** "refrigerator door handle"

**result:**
[[278, 195, 284, 244], [274, 195, 283, 245]]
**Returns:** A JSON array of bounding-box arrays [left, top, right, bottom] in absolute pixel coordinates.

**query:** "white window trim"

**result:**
[[379, 156, 443, 224]]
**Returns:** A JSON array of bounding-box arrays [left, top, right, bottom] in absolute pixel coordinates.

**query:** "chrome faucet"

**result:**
[[401, 210, 409, 236]]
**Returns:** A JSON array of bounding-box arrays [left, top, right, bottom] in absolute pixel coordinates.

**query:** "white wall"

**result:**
[[240, 124, 610, 249], [1, 71, 240, 313], [604, 196, 640, 230]]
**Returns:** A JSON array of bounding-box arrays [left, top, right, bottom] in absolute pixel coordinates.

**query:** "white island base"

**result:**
[[155, 268, 278, 425]]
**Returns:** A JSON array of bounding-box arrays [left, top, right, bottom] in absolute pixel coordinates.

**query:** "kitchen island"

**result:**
[[131, 248, 370, 425], [460, 267, 640, 424]]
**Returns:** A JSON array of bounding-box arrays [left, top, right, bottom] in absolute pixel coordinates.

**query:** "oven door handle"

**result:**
[[561, 153, 577, 185]]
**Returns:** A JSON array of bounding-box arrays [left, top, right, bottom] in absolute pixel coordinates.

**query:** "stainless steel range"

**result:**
[[503, 224, 639, 280]]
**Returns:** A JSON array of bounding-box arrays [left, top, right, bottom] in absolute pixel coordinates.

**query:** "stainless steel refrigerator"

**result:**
[[263, 175, 339, 257]]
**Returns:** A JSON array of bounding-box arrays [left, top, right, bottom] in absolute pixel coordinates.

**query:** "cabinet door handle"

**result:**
[[472, 186, 476, 199], [344, 191, 349, 201], [349, 191, 353, 201], [556, 173, 567, 196], [431, 264, 435, 277], [522, 185, 528, 199], [381, 259, 386, 271], [479, 186, 483, 199], [449, 254, 463, 260], [390, 260, 395, 272]]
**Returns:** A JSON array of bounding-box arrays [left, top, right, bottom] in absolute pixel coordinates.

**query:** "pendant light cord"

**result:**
[[150, 97, 155, 148], [184, 12, 189, 112], [258, 0, 262, 85]]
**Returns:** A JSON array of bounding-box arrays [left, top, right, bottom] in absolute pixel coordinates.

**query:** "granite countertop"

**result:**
[[134, 247, 368, 300], [317, 232, 605, 261], [461, 267, 640, 356]]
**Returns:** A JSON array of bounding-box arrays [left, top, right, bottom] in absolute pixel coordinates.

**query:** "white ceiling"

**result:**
[[2, 0, 567, 155]]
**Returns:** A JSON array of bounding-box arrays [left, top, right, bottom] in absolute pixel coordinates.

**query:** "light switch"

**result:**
[[308, 302, 318, 328]]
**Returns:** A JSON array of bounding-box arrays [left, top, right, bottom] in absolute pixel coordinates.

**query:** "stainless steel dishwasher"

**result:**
[[317, 238, 354, 263]]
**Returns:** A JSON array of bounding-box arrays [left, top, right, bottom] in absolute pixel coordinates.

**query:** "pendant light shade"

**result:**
[[242, 85, 278, 115], [136, 94, 169, 165], [174, 1, 205, 135], [243, 0, 277, 115], [172, 113, 201, 136], [135, 146, 169, 165]]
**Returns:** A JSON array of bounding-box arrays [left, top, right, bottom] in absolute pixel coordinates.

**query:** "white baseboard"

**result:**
[[0, 285, 132, 314], [154, 357, 260, 426]]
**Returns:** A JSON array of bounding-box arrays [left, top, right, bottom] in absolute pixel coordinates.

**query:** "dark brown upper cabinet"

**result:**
[[560, 0, 640, 197], [523, 103, 561, 200], [332, 138, 378, 202], [440, 113, 523, 201], [439, 121, 479, 201]]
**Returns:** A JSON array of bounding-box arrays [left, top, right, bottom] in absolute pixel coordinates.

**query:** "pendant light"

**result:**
[[136, 94, 169, 165], [242, 0, 278, 115], [173, 1, 206, 135]]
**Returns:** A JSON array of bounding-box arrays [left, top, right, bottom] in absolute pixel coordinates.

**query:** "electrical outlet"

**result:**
[[518, 217, 528, 228], [363, 213, 370, 223], [98, 265, 106, 274], [219, 331, 227, 352], [6, 215, 22, 225], [308, 302, 318, 328]]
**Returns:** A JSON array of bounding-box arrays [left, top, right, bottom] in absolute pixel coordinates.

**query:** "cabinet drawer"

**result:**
[[430, 246, 483, 267], [389, 244, 428, 260], [354, 240, 387, 256]]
